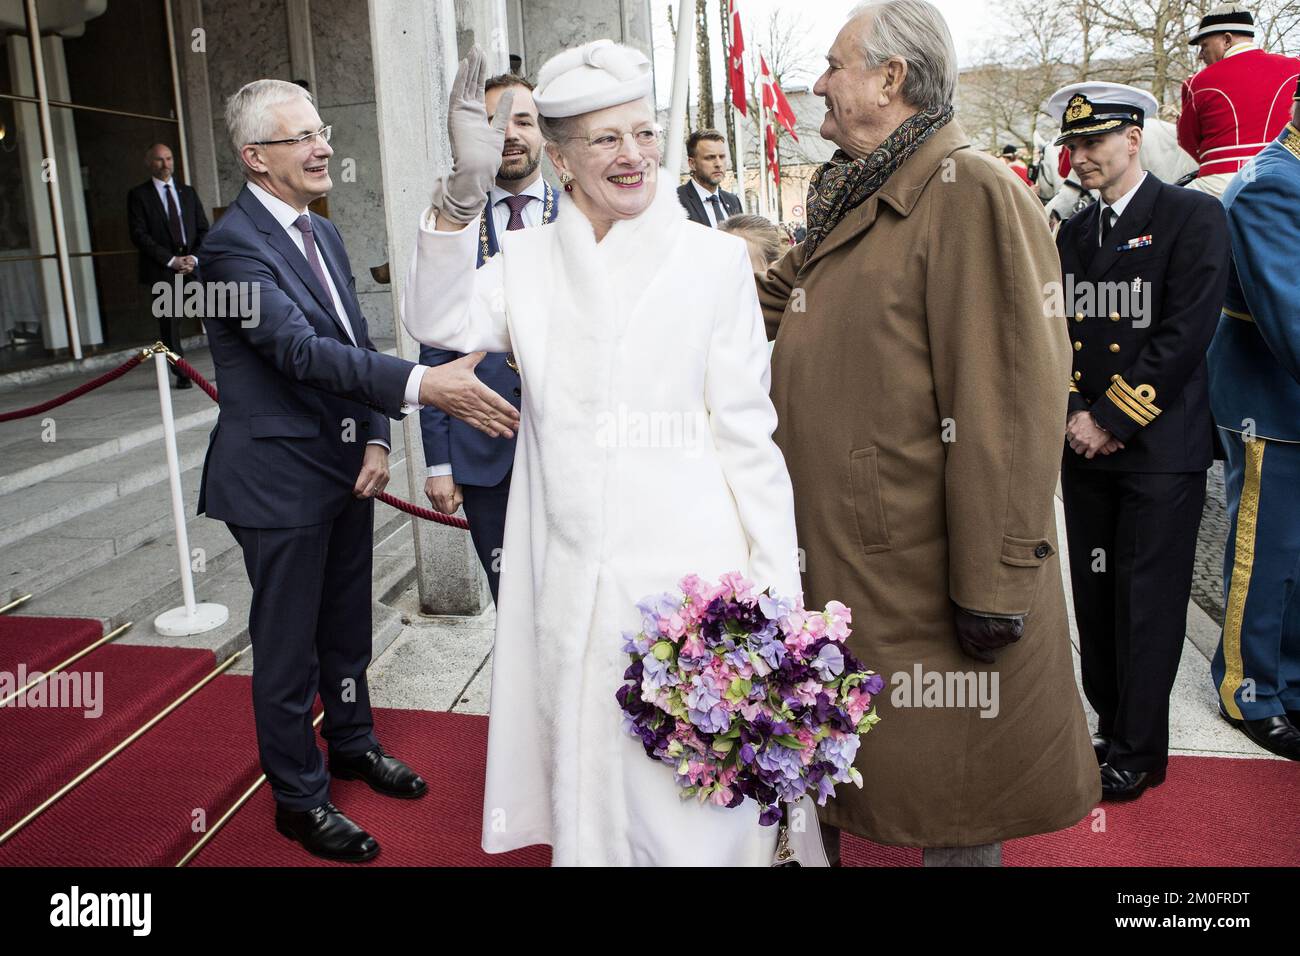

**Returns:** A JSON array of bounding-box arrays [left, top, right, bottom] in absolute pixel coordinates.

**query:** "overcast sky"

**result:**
[[651, 0, 993, 104]]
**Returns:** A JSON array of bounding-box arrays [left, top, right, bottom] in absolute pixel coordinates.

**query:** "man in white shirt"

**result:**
[[676, 129, 743, 226], [127, 144, 210, 387], [420, 74, 558, 604], [198, 78, 518, 864]]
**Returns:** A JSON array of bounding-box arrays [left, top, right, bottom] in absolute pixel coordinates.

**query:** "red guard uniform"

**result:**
[[1178, 43, 1300, 179]]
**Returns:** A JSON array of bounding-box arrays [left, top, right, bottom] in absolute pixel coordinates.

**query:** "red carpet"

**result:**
[[0, 622, 215, 838], [195, 708, 1300, 868], [191, 709, 548, 867], [4, 658, 1296, 866], [0, 615, 105, 673]]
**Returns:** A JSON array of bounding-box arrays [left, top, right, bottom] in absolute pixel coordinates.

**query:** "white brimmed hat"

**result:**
[[532, 39, 653, 119], [1046, 82, 1160, 146], [1190, 4, 1256, 44]]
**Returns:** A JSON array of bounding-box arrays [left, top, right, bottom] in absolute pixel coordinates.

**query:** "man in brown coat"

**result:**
[[756, 0, 1100, 865]]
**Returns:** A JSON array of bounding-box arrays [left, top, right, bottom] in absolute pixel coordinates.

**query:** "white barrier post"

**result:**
[[151, 350, 228, 636]]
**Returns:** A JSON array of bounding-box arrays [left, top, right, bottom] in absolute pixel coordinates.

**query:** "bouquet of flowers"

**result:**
[[616, 571, 883, 826]]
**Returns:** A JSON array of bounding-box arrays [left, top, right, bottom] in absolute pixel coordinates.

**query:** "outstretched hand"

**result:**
[[435, 46, 515, 225], [418, 352, 520, 439]]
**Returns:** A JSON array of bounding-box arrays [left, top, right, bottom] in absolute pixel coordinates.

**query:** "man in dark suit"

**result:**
[[1050, 82, 1230, 800], [420, 74, 557, 603], [127, 143, 209, 388], [676, 129, 742, 227], [200, 79, 518, 863]]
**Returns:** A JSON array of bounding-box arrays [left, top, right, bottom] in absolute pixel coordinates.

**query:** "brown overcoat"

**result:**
[[758, 121, 1100, 847]]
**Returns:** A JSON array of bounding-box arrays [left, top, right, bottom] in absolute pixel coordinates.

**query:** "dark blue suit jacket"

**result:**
[[197, 185, 415, 528], [418, 182, 557, 488]]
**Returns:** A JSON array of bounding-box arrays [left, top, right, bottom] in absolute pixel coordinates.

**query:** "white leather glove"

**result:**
[[432, 46, 515, 224]]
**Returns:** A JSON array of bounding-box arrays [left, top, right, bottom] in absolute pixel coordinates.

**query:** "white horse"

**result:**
[[1033, 118, 1198, 222]]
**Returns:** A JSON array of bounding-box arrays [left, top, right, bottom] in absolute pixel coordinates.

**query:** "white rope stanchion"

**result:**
[[150, 348, 228, 637]]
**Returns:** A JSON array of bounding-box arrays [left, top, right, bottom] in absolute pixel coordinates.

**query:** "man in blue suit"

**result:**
[[199, 79, 519, 862], [1208, 85, 1300, 761], [420, 74, 558, 602]]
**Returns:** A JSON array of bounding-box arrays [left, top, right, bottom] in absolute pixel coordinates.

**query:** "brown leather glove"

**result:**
[[954, 606, 1025, 664]]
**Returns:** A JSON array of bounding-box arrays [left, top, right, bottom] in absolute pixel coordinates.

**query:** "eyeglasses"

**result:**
[[251, 125, 332, 147], [566, 127, 663, 153]]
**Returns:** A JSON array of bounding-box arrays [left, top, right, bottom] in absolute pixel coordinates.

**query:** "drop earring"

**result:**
[[560, 171, 574, 193]]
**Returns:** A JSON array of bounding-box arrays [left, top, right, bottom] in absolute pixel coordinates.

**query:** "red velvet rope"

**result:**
[[0, 353, 145, 423], [1, 349, 471, 531]]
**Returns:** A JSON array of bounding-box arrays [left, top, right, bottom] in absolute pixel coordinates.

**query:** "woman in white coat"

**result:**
[[403, 42, 801, 866]]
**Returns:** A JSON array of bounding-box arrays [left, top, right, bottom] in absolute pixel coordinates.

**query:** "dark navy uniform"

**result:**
[[1209, 123, 1300, 729], [1057, 171, 1230, 773]]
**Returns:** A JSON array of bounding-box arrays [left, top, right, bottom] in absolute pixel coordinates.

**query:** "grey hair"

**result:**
[[849, 0, 957, 112], [537, 96, 656, 146], [538, 114, 579, 145], [225, 79, 313, 174]]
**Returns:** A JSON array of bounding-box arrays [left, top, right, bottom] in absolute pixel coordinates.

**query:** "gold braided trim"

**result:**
[[1223, 306, 1255, 323], [1282, 124, 1300, 161], [1104, 384, 1155, 425], [1219, 439, 1266, 720], [1112, 375, 1162, 415], [1055, 119, 1126, 144], [1068, 382, 1080, 394]]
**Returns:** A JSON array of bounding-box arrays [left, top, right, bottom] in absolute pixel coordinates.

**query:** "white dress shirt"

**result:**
[[692, 178, 727, 227], [153, 177, 194, 269], [246, 181, 425, 449], [1097, 171, 1147, 246], [488, 176, 547, 237]]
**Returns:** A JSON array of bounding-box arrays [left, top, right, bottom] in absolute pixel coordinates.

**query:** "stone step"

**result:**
[[0, 403, 218, 496], [115, 520, 416, 672], [0, 428, 213, 551], [1, 422, 413, 603]]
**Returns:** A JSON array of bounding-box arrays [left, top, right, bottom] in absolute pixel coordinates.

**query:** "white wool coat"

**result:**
[[403, 181, 801, 865]]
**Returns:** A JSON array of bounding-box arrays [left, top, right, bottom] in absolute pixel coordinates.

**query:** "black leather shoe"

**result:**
[[329, 744, 427, 798], [1220, 710, 1300, 760], [175, 377, 192, 389], [1091, 733, 1111, 765], [1099, 763, 1165, 801], [274, 802, 379, 862]]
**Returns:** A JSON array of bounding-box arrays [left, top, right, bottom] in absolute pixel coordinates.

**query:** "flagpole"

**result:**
[[756, 57, 770, 218], [733, 103, 747, 212], [664, 0, 698, 185]]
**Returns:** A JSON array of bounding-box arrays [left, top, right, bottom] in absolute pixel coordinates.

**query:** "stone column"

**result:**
[[454, 0, 510, 72], [285, 0, 319, 92], [170, 0, 221, 209], [369, 0, 487, 615]]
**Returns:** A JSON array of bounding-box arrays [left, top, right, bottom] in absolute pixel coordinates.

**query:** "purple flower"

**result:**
[[756, 743, 804, 780], [816, 733, 861, 772], [690, 703, 731, 734], [810, 643, 845, 681]]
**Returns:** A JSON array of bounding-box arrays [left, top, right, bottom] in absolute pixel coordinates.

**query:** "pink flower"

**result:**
[[825, 601, 852, 641], [792, 678, 822, 706], [843, 686, 873, 724], [718, 570, 755, 602]]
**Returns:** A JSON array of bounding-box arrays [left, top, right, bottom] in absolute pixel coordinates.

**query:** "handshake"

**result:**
[[417, 350, 519, 439]]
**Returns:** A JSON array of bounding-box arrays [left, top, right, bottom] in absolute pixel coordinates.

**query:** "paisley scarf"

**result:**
[[803, 104, 954, 260]]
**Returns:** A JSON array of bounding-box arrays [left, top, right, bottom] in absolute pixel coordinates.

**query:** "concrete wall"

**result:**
[[311, 0, 392, 337], [515, 0, 653, 87]]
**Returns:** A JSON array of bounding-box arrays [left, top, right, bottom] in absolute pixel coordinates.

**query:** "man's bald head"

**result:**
[[146, 143, 175, 181]]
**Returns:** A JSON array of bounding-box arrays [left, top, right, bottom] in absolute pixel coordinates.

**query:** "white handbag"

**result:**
[[771, 794, 830, 867]]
